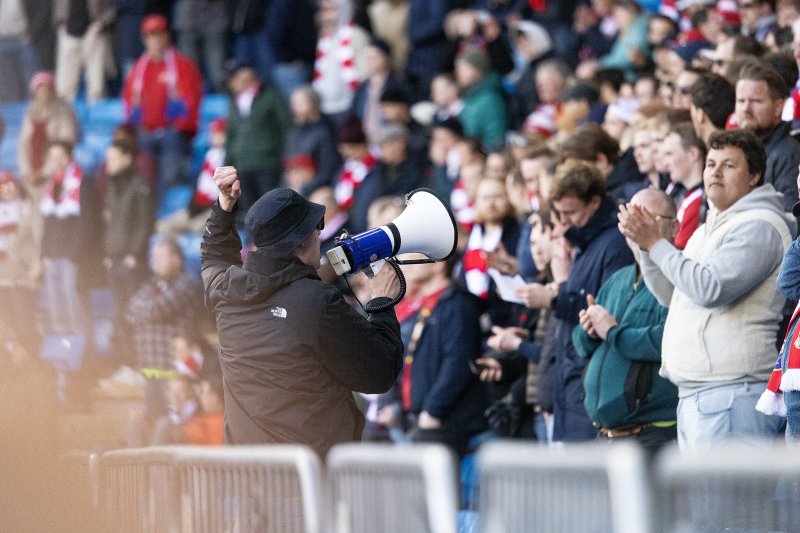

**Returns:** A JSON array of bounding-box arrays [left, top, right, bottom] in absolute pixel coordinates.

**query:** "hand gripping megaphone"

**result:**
[[326, 188, 458, 278]]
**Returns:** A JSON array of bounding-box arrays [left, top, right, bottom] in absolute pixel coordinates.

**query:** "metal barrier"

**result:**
[[476, 441, 652, 533], [172, 445, 321, 533], [100, 447, 183, 533], [654, 441, 800, 533], [326, 442, 460, 533]]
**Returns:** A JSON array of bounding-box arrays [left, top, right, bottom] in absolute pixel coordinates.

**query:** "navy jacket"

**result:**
[[409, 284, 489, 435], [551, 196, 634, 441]]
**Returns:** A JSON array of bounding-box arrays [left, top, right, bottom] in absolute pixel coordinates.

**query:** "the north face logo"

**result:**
[[270, 307, 287, 318]]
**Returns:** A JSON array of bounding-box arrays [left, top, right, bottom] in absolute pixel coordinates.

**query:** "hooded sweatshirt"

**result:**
[[641, 184, 795, 394]]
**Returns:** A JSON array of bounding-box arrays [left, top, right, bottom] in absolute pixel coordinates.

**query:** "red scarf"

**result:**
[[463, 224, 502, 299], [450, 180, 475, 231], [757, 302, 800, 416], [192, 146, 224, 209], [335, 152, 377, 209], [130, 48, 180, 107], [0, 199, 21, 260], [40, 163, 82, 219]]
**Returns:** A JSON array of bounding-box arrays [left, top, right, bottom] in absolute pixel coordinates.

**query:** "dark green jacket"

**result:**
[[572, 264, 678, 429], [224, 84, 292, 173], [458, 72, 507, 151]]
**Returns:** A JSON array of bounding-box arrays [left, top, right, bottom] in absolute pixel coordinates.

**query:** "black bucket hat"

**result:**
[[245, 188, 326, 252]]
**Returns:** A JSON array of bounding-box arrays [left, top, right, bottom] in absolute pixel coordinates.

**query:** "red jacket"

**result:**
[[123, 48, 203, 135]]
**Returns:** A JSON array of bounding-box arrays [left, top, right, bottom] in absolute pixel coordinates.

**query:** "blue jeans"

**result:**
[[785, 390, 800, 446], [677, 381, 784, 454], [43, 258, 85, 336], [138, 128, 191, 197], [176, 30, 227, 93], [271, 62, 311, 101]]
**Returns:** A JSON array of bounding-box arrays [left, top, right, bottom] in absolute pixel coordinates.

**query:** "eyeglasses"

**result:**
[[316, 218, 325, 231]]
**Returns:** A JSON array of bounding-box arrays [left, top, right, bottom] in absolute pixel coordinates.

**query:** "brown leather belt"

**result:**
[[598, 423, 652, 439]]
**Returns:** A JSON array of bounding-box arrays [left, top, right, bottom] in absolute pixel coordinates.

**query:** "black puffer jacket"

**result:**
[[201, 203, 403, 457]]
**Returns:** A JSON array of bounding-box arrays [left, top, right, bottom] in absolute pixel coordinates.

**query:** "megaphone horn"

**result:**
[[326, 188, 458, 277]]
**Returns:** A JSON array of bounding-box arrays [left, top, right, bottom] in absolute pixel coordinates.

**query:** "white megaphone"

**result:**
[[326, 188, 458, 277]]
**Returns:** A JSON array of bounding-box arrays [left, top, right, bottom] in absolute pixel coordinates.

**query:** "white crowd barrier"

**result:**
[[654, 440, 800, 533], [326, 442, 459, 533], [476, 440, 652, 533], [94, 439, 800, 533]]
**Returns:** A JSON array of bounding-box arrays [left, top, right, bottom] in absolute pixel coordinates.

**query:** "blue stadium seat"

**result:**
[[0, 137, 19, 172], [74, 144, 102, 177], [178, 233, 203, 280], [0, 101, 28, 126], [73, 99, 89, 127], [158, 184, 193, 219], [200, 93, 228, 123], [87, 98, 125, 130]]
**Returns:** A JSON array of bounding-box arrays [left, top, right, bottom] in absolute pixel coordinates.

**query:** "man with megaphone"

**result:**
[[200, 166, 404, 457]]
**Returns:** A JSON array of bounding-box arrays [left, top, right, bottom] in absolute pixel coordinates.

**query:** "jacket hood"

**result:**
[[564, 196, 619, 250], [714, 183, 797, 235], [218, 250, 320, 305]]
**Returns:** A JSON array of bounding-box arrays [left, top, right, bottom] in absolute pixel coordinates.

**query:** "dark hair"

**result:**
[[725, 55, 761, 84], [738, 62, 788, 101], [691, 7, 711, 28], [707, 129, 767, 184], [594, 68, 625, 94], [669, 122, 707, 161], [764, 51, 798, 96], [550, 159, 606, 204], [110, 138, 137, 157], [664, 107, 692, 126], [522, 144, 555, 161], [557, 123, 620, 166], [690, 73, 735, 129], [730, 35, 765, 58]]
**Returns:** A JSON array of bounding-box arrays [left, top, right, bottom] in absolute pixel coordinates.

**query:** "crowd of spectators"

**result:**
[[4, 0, 800, 463]]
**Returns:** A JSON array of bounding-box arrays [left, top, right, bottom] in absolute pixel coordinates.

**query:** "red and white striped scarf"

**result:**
[[0, 199, 21, 260], [192, 146, 224, 209], [451, 180, 475, 231], [335, 152, 377, 209], [462, 224, 502, 299], [40, 163, 82, 219], [130, 48, 180, 107], [757, 301, 800, 416], [313, 23, 359, 112], [783, 79, 800, 121]]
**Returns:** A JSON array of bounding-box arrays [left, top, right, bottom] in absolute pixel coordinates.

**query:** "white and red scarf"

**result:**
[[130, 48, 180, 107], [451, 180, 475, 231], [462, 224, 502, 299], [783, 78, 800, 121], [313, 23, 359, 113], [192, 147, 224, 209], [40, 163, 82, 219], [757, 301, 800, 416], [0, 199, 21, 260], [335, 152, 377, 209]]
